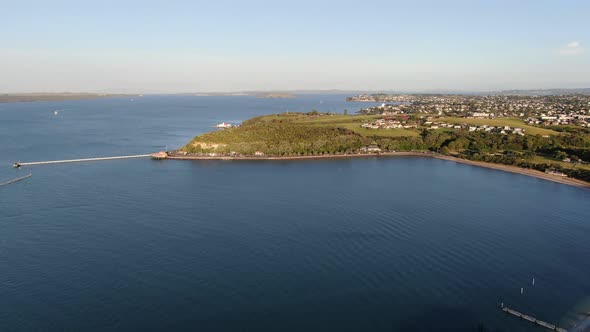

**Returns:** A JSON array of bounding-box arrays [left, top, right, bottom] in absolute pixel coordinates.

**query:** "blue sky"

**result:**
[[1, 0, 589, 92]]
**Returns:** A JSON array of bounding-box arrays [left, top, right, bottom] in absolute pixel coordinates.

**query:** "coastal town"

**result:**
[[351, 94, 590, 128], [360, 116, 527, 136], [425, 121, 526, 136]]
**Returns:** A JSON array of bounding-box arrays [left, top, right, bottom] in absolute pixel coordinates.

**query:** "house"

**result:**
[[513, 128, 525, 136], [367, 145, 381, 153], [361, 145, 382, 153], [545, 169, 567, 177], [254, 151, 265, 156], [470, 112, 489, 118]]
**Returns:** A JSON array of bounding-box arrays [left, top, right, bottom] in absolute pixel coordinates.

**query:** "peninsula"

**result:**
[[255, 93, 295, 99], [173, 97, 590, 187], [189, 91, 295, 98]]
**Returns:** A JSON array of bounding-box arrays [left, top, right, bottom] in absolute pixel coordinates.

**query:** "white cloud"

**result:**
[[559, 41, 583, 56], [567, 41, 580, 48]]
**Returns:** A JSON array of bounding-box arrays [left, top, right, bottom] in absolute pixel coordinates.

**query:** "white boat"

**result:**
[[215, 122, 233, 128]]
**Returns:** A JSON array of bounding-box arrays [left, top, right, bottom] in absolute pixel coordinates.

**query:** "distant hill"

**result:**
[[188, 90, 353, 97], [0, 93, 136, 103], [188, 88, 590, 97], [493, 88, 590, 96], [254, 93, 296, 99]]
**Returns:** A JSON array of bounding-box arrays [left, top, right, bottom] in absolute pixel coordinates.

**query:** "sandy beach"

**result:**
[[166, 152, 590, 190]]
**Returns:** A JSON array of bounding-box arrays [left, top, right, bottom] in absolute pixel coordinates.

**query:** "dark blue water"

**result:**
[[1, 95, 589, 331]]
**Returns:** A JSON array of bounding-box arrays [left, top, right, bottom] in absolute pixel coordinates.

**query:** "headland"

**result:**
[[175, 104, 590, 188]]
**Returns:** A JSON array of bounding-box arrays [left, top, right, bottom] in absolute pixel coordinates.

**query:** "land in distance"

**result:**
[[0, 93, 137, 103]]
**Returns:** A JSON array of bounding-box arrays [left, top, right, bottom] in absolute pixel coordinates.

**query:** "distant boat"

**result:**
[[53, 110, 59, 116], [215, 122, 233, 128]]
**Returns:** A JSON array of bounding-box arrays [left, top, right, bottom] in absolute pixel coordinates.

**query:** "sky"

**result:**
[[1, 0, 589, 93]]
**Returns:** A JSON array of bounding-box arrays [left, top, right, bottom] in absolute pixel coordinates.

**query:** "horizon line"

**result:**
[[3, 87, 590, 95]]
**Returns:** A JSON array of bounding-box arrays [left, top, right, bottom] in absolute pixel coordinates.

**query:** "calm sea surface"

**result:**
[[1, 95, 589, 331]]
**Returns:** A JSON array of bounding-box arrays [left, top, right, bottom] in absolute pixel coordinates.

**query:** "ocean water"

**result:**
[[1, 95, 589, 332]]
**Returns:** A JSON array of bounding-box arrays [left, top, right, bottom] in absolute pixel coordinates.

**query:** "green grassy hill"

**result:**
[[183, 113, 418, 155]]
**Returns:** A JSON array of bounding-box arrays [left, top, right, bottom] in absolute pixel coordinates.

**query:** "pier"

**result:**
[[501, 305, 567, 332], [0, 174, 32, 188], [13, 153, 166, 168]]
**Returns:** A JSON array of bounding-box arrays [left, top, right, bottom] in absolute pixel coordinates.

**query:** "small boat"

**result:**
[[215, 122, 233, 128], [13, 162, 21, 168], [53, 110, 59, 116]]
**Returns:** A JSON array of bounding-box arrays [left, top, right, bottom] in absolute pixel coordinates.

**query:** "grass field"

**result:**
[[297, 114, 382, 124], [253, 114, 560, 138], [256, 114, 420, 138], [442, 117, 559, 136], [292, 114, 556, 137], [530, 156, 590, 171]]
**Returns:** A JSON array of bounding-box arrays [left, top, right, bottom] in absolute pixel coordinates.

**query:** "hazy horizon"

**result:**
[[5, 87, 590, 95], [1, 0, 589, 93]]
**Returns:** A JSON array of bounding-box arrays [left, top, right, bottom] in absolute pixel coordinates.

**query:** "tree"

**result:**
[[524, 151, 535, 160], [554, 150, 568, 160]]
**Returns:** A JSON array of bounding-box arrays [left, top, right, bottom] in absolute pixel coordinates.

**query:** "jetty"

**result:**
[[13, 152, 167, 168], [0, 174, 32, 188], [501, 305, 567, 332]]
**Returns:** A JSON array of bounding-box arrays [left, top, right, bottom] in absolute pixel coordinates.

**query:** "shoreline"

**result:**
[[166, 152, 590, 190]]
